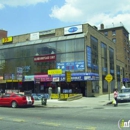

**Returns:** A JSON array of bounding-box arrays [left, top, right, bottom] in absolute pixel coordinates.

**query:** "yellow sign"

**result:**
[[48, 69, 62, 75], [65, 71, 71, 82], [2, 36, 13, 43], [105, 74, 113, 82], [6, 80, 22, 82]]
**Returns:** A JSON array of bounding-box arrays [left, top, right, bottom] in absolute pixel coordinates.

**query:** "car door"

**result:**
[[0, 96, 3, 105], [1, 93, 11, 106]]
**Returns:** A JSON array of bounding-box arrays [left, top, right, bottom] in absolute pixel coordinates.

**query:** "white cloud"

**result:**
[[0, 4, 4, 9], [50, 0, 130, 31], [0, 0, 49, 8]]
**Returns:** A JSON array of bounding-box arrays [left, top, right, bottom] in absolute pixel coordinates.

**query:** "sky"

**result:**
[[0, 0, 130, 37]]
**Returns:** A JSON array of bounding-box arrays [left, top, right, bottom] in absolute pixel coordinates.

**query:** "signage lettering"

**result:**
[[34, 54, 56, 62]]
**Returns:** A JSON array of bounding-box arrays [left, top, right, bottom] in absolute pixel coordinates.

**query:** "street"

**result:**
[[0, 102, 130, 130]]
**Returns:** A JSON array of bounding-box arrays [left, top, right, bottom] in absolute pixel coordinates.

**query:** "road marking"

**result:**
[[38, 122, 60, 127], [12, 119, 25, 122], [76, 126, 96, 130]]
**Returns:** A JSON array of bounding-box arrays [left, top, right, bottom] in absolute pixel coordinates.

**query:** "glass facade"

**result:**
[[101, 42, 108, 92], [90, 36, 98, 73], [0, 38, 85, 77]]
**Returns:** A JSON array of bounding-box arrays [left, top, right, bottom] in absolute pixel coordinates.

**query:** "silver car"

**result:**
[[117, 88, 130, 102]]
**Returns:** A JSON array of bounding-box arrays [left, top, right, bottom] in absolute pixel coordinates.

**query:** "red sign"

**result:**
[[34, 54, 56, 62], [34, 75, 53, 82]]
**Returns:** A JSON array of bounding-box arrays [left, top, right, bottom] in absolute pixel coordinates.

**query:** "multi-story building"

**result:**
[[0, 29, 7, 39], [0, 23, 125, 96], [99, 24, 129, 87]]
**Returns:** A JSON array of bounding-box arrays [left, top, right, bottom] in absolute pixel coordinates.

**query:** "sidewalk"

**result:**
[[33, 93, 113, 108]]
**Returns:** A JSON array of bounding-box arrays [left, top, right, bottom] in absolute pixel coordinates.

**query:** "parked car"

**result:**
[[0, 93, 34, 108], [117, 88, 130, 102]]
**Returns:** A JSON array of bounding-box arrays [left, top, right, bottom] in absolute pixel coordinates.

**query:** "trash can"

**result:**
[[41, 97, 47, 105]]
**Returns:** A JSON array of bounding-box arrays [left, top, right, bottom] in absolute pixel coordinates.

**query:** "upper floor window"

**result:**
[[104, 31, 108, 36], [112, 30, 116, 36], [112, 38, 116, 43]]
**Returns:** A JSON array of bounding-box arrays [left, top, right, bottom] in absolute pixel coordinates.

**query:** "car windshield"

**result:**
[[121, 89, 130, 93]]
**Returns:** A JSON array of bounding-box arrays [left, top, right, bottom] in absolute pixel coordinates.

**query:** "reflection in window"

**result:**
[[112, 38, 116, 43], [104, 31, 108, 36]]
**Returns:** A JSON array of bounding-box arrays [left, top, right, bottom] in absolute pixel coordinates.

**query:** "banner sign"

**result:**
[[34, 54, 56, 62], [87, 46, 92, 68], [2, 36, 13, 43], [64, 25, 82, 35], [57, 61, 84, 71], [52, 73, 99, 82]]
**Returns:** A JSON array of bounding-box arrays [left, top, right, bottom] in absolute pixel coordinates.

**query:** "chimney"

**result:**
[[100, 24, 104, 29]]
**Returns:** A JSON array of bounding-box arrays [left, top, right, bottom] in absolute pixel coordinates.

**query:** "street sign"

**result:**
[[105, 74, 113, 83], [48, 69, 62, 75], [65, 71, 71, 82]]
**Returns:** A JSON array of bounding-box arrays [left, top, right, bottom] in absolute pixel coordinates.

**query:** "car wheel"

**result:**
[[11, 101, 17, 108]]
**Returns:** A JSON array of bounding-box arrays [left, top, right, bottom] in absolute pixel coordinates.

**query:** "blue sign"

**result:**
[[122, 78, 130, 82], [57, 61, 84, 71], [87, 46, 91, 68], [68, 27, 78, 33], [52, 72, 99, 82]]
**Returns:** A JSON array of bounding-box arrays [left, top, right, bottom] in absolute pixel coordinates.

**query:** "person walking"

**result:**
[[113, 88, 118, 107]]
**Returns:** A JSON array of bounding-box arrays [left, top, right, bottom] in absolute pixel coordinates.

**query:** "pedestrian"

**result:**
[[113, 88, 118, 107]]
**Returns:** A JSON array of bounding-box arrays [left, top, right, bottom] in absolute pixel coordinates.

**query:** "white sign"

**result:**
[[64, 25, 82, 35], [17, 67, 23, 73], [30, 32, 39, 40]]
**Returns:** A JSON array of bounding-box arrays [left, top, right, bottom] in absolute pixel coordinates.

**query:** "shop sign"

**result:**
[[87, 46, 92, 68], [24, 75, 34, 81], [34, 75, 53, 82], [34, 54, 56, 62], [3, 73, 15, 80], [30, 32, 39, 40], [48, 69, 62, 75], [2, 36, 13, 44], [52, 72, 99, 82], [57, 61, 84, 71], [64, 25, 82, 35], [17, 67, 23, 73], [53, 77, 59, 82], [40, 77, 52, 82]]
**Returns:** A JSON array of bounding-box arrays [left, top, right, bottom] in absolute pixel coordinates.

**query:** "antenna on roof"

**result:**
[[120, 22, 123, 26], [112, 23, 114, 27]]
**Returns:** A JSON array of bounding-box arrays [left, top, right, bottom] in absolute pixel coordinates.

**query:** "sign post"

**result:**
[[105, 74, 113, 100], [65, 71, 71, 97]]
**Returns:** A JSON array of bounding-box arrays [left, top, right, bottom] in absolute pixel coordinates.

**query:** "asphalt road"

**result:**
[[0, 102, 130, 130]]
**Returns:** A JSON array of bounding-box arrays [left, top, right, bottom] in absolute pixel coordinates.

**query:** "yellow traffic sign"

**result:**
[[105, 74, 113, 82], [48, 69, 62, 75], [65, 71, 71, 82]]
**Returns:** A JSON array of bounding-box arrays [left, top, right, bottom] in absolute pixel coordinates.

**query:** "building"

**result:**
[[0, 29, 7, 39], [99, 23, 129, 87], [0, 23, 125, 96]]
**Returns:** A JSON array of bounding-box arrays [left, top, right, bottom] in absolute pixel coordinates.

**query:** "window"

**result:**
[[112, 38, 116, 43], [104, 31, 108, 36], [112, 30, 116, 36]]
